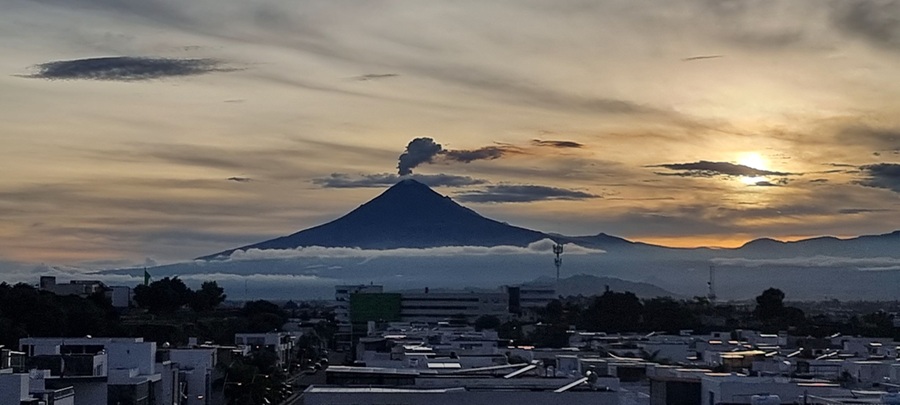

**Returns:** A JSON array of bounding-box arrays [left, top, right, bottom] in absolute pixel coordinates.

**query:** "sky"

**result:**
[[1, 0, 899, 270]]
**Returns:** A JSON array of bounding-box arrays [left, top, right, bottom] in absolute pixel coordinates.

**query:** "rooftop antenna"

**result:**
[[553, 243, 564, 283], [707, 265, 717, 304]]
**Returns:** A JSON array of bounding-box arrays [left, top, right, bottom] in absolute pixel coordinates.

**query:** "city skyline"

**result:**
[[2, 0, 899, 269]]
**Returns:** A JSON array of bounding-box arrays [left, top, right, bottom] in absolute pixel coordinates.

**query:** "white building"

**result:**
[[303, 364, 623, 405], [301, 386, 621, 405], [234, 332, 296, 367], [38, 276, 131, 309], [168, 348, 217, 405], [19, 337, 163, 405], [0, 368, 77, 405], [399, 291, 508, 324], [834, 337, 898, 358], [700, 373, 844, 405], [507, 284, 557, 314], [107, 286, 133, 309]]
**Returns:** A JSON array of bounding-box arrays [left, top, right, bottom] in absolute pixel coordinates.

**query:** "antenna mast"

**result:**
[[553, 243, 564, 282], [707, 265, 717, 304]]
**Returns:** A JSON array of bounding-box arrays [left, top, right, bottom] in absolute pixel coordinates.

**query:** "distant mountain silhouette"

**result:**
[[198, 179, 899, 262], [199, 179, 551, 259], [734, 230, 900, 258]]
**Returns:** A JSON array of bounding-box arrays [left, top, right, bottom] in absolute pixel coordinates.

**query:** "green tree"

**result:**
[[473, 315, 501, 331], [754, 288, 786, 320], [643, 297, 697, 333], [134, 277, 192, 314], [497, 320, 525, 344], [189, 281, 227, 312], [242, 300, 287, 333], [582, 290, 643, 332], [0, 282, 119, 347]]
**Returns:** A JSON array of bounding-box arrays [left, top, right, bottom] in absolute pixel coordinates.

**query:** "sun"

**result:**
[[738, 152, 766, 170], [737, 152, 767, 185]]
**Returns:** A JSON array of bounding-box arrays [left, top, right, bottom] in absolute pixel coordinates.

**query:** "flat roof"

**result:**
[[306, 386, 464, 393], [325, 366, 421, 376]]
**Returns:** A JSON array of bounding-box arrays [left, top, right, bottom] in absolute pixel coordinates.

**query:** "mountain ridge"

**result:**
[[199, 179, 899, 260]]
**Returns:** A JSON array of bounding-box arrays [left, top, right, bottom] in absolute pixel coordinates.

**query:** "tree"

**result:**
[[754, 288, 785, 320], [134, 277, 192, 314], [643, 297, 697, 333], [582, 290, 643, 332], [473, 315, 501, 331], [242, 300, 287, 333], [497, 320, 525, 344], [189, 281, 226, 312], [0, 282, 119, 347]]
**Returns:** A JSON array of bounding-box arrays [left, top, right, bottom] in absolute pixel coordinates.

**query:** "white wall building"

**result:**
[[399, 291, 508, 324], [700, 374, 843, 405], [0, 368, 76, 405], [169, 348, 217, 405], [234, 332, 296, 367], [19, 337, 164, 405]]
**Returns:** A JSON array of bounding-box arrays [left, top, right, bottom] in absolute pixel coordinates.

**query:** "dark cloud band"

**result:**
[[26, 56, 234, 81], [858, 163, 900, 193], [314, 173, 486, 188], [652, 160, 793, 178], [531, 139, 584, 148], [455, 184, 598, 203]]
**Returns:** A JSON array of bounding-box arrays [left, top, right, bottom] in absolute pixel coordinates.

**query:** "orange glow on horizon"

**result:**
[[635, 236, 752, 249], [635, 232, 868, 249]]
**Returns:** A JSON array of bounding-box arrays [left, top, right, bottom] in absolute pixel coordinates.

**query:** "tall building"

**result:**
[[398, 291, 508, 324], [335, 285, 384, 349]]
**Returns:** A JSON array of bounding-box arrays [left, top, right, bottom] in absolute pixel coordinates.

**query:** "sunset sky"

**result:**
[[1, 0, 899, 268]]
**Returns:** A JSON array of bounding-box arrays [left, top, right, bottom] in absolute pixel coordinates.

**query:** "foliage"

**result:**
[[582, 290, 643, 332], [242, 300, 288, 333], [222, 349, 291, 405], [189, 281, 227, 312], [752, 288, 806, 332], [530, 322, 571, 348], [0, 282, 119, 347], [754, 288, 786, 320], [643, 297, 698, 333], [473, 315, 501, 331], [134, 277, 192, 314], [497, 320, 526, 344]]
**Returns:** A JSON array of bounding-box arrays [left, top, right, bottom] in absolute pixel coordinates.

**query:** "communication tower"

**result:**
[[553, 243, 564, 282]]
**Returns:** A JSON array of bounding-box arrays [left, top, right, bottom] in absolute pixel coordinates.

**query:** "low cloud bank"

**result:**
[[225, 239, 604, 261], [711, 255, 900, 270]]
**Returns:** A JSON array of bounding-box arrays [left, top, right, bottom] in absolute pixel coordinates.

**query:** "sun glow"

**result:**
[[738, 152, 768, 185]]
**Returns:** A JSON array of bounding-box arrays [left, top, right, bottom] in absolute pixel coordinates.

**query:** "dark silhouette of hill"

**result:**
[[198, 179, 899, 261], [734, 230, 900, 258], [199, 179, 550, 260]]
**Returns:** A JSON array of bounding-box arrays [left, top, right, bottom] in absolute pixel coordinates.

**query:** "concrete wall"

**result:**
[[107, 341, 156, 375], [66, 380, 107, 405], [170, 349, 216, 405], [0, 372, 30, 403], [701, 376, 842, 405], [155, 362, 180, 405]]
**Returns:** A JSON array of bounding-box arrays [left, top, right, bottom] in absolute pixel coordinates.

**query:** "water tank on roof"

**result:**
[[750, 394, 781, 405]]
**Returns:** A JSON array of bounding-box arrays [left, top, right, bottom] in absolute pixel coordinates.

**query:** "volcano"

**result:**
[[198, 179, 556, 260]]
